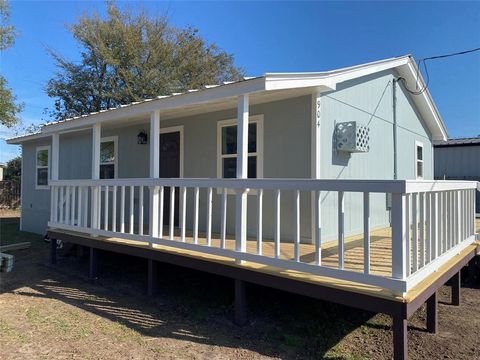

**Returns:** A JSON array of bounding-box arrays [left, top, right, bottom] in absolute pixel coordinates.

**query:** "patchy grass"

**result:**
[[0, 214, 480, 359]]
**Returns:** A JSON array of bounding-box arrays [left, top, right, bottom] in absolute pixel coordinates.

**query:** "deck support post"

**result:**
[[147, 259, 159, 296], [451, 271, 461, 306], [392, 316, 408, 360], [50, 238, 57, 265], [467, 258, 477, 285], [89, 247, 98, 280], [234, 279, 247, 326], [235, 94, 249, 262], [426, 291, 438, 333]]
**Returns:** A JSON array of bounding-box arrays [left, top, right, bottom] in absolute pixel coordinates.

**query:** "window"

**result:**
[[36, 146, 50, 189], [100, 136, 118, 179], [415, 141, 424, 179], [217, 115, 263, 179]]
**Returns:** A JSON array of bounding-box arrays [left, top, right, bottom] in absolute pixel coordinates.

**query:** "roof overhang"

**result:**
[[7, 54, 448, 144]]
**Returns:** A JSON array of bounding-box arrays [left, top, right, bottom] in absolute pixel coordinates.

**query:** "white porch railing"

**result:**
[[48, 178, 478, 294]]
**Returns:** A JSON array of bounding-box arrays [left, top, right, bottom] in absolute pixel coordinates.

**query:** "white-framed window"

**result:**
[[100, 136, 118, 179], [415, 141, 424, 179], [36, 145, 50, 189], [217, 115, 264, 180]]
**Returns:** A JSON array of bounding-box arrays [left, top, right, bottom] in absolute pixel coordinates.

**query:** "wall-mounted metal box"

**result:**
[[335, 121, 370, 153]]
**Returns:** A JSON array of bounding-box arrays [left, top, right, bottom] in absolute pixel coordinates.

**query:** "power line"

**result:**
[[399, 47, 480, 95]]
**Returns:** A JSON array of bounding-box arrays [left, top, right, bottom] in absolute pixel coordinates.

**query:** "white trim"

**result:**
[[216, 114, 264, 181], [35, 145, 50, 190], [160, 125, 184, 178], [100, 136, 118, 179], [415, 140, 424, 180]]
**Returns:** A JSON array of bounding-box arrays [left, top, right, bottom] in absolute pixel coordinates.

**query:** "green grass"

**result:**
[[0, 216, 43, 246]]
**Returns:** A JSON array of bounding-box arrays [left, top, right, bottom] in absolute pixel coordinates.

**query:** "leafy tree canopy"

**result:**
[[46, 2, 244, 121], [4, 155, 21, 182], [0, 0, 22, 127]]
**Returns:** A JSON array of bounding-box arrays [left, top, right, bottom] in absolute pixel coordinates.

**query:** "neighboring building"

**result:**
[[434, 136, 480, 211], [0, 163, 5, 181]]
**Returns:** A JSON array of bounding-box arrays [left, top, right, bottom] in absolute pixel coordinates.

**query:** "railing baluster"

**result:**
[[193, 187, 199, 244], [405, 194, 411, 277], [425, 192, 431, 264], [83, 187, 88, 227], [129, 185, 134, 234], [158, 186, 164, 238], [53, 186, 58, 223], [206, 187, 213, 246], [256, 189, 263, 255], [139, 185, 144, 235], [221, 188, 227, 249], [392, 193, 407, 279], [169, 186, 175, 240], [419, 192, 425, 268], [104, 185, 109, 231], [338, 191, 345, 270], [412, 193, 418, 273], [70, 186, 76, 226], [274, 189, 281, 259], [77, 187, 82, 227], [59, 186, 64, 223], [315, 190, 322, 266], [363, 192, 370, 274], [65, 186, 71, 225], [120, 186, 125, 233], [294, 190, 300, 262], [112, 186, 117, 232], [431, 192, 438, 260], [180, 187, 186, 242]]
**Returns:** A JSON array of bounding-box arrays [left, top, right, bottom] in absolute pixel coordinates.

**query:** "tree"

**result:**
[[0, 0, 22, 127], [4, 156, 21, 182], [46, 2, 244, 121]]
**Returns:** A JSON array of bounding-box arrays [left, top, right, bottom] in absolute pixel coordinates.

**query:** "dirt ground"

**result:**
[[1, 211, 479, 359]]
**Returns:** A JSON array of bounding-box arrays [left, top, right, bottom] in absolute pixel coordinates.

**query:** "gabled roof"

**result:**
[[7, 54, 448, 144]]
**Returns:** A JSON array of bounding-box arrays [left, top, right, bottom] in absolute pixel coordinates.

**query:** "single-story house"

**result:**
[[434, 136, 480, 212], [7, 55, 479, 360]]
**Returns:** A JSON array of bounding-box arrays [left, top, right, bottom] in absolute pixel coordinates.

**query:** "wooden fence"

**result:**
[[0, 181, 21, 209]]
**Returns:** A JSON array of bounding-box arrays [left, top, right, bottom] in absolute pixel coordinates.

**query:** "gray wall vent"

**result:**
[[335, 121, 370, 153]]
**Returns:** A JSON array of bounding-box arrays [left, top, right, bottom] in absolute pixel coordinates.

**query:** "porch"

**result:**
[[47, 178, 479, 295]]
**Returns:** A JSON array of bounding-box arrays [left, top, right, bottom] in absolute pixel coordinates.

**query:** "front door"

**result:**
[[160, 131, 180, 226]]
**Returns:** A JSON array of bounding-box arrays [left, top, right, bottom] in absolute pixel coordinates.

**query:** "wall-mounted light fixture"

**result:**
[[137, 130, 148, 145]]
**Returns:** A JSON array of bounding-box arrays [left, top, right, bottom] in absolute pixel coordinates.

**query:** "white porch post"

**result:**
[[311, 92, 322, 246], [51, 133, 59, 181], [392, 192, 407, 280], [50, 133, 59, 222], [91, 123, 101, 230], [235, 94, 249, 259], [149, 110, 160, 237]]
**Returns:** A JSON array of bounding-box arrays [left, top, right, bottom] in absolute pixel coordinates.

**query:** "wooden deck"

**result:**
[[49, 219, 480, 303]]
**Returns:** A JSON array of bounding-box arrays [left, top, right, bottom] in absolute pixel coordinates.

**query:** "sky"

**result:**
[[1, 0, 479, 163]]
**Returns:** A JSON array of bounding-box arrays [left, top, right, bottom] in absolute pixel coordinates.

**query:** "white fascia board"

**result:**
[[398, 61, 448, 142], [6, 132, 50, 145], [264, 56, 411, 91], [42, 77, 267, 133]]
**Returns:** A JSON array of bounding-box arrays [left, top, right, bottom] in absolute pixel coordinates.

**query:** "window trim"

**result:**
[[415, 140, 424, 179], [100, 136, 118, 179], [216, 114, 264, 181], [35, 145, 50, 190]]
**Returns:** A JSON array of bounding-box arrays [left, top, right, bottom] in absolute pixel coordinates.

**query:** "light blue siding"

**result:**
[[319, 70, 433, 240]]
